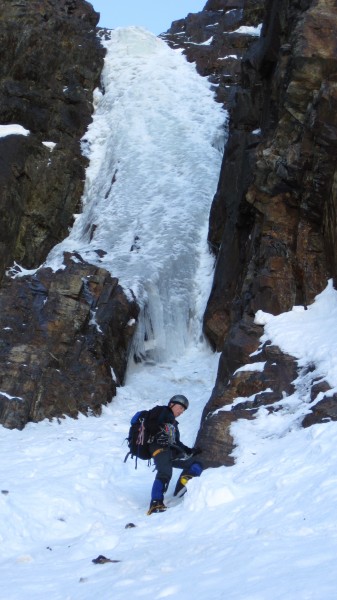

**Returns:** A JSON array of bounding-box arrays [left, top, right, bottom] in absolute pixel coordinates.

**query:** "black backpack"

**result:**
[[124, 406, 164, 468]]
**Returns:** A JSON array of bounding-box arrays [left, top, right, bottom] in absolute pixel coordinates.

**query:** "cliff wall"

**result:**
[[165, 0, 337, 466], [0, 0, 104, 278]]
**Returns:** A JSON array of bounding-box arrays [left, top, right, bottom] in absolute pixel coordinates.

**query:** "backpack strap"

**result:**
[[124, 450, 131, 463]]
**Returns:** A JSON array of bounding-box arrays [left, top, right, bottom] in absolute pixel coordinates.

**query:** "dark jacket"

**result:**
[[147, 405, 192, 458]]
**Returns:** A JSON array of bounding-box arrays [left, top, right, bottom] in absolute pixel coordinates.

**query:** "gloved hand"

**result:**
[[191, 446, 202, 456]]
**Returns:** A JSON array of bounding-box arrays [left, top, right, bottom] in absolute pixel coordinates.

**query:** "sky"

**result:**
[[91, 0, 206, 35], [2, 24, 337, 600]]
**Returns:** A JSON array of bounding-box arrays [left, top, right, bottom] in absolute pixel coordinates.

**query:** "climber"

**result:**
[[147, 394, 203, 515]]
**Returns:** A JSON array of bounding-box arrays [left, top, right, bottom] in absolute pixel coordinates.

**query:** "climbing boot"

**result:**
[[173, 474, 192, 497], [147, 500, 167, 515]]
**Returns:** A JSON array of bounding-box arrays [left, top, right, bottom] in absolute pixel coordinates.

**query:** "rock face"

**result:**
[[0, 0, 105, 280], [0, 255, 139, 429], [162, 0, 265, 106], [165, 0, 337, 466]]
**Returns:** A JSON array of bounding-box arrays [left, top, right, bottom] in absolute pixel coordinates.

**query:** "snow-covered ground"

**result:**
[[1, 285, 337, 600], [1, 26, 337, 600]]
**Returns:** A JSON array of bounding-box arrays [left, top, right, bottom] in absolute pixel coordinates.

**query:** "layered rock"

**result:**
[[203, 0, 337, 464], [197, 332, 299, 467], [162, 0, 265, 105], [0, 0, 105, 280], [0, 255, 138, 429]]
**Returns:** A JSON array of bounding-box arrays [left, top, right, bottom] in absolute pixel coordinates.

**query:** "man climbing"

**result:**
[[147, 394, 203, 515]]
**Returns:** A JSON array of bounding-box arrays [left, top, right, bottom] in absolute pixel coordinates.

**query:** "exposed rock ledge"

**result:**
[[0, 256, 138, 429]]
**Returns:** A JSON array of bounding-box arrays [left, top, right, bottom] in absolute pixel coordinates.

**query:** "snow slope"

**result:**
[[1, 286, 337, 600], [1, 26, 337, 600]]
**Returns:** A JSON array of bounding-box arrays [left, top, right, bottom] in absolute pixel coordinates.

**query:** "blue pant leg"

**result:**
[[172, 455, 203, 476], [149, 447, 172, 501]]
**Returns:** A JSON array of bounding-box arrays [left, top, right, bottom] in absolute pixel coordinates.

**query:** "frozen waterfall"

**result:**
[[46, 27, 226, 362]]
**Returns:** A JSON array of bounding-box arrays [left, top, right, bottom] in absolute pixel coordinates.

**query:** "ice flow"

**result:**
[[46, 27, 226, 362]]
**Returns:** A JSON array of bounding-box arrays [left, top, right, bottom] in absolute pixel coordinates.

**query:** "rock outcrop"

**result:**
[[0, 0, 105, 280], [162, 0, 265, 106], [0, 255, 138, 429], [165, 0, 337, 466]]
